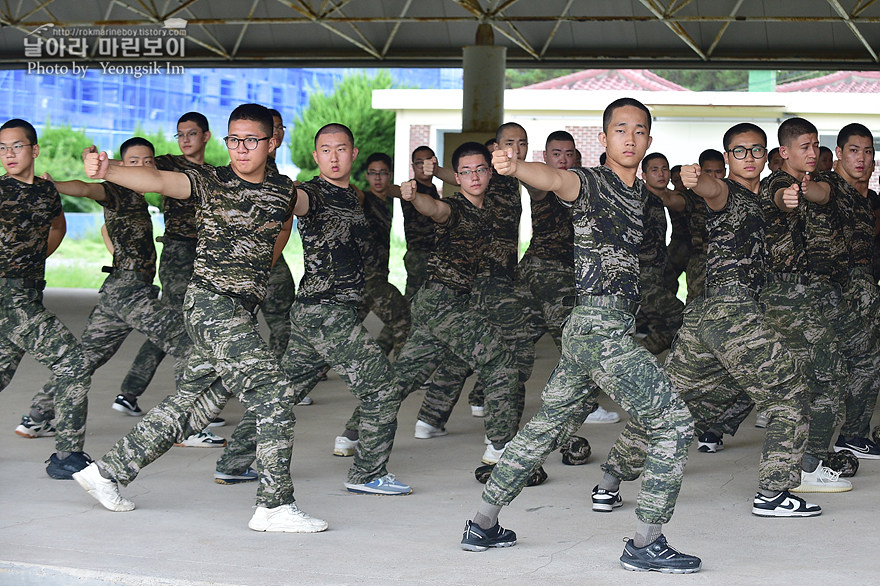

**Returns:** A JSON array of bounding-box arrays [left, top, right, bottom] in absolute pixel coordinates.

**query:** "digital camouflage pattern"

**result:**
[[706, 180, 766, 292], [824, 448, 858, 477], [402, 181, 440, 253], [295, 177, 367, 305], [559, 434, 591, 465], [638, 192, 682, 354], [826, 171, 874, 272], [154, 153, 201, 240], [100, 182, 156, 277], [480, 174, 521, 280], [523, 191, 574, 266], [663, 208, 692, 293], [682, 189, 707, 302], [361, 190, 394, 279], [569, 167, 645, 302], [0, 175, 60, 280], [759, 170, 811, 275], [184, 164, 295, 305], [425, 192, 490, 292], [515, 255, 574, 349], [259, 255, 295, 359], [100, 286, 296, 508]]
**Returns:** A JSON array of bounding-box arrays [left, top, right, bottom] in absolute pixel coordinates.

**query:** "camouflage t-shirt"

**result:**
[[824, 171, 873, 271], [683, 189, 708, 256], [100, 182, 156, 278], [426, 192, 489, 293], [800, 171, 845, 282], [640, 190, 668, 271], [266, 157, 278, 176], [525, 191, 573, 266], [183, 164, 295, 304], [668, 207, 690, 243], [402, 181, 440, 251], [155, 154, 201, 240], [296, 177, 368, 305], [479, 174, 520, 279], [0, 175, 61, 280], [705, 179, 765, 292], [759, 169, 810, 274], [569, 166, 645, 302], [361, 190, 394, 279]]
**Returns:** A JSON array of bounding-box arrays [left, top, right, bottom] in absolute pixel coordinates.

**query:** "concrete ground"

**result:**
[[1, 288, 879, 586]]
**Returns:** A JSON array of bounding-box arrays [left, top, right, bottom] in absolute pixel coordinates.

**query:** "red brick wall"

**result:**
[[408, 124, 430, 178], [566, 125, 604, 166]]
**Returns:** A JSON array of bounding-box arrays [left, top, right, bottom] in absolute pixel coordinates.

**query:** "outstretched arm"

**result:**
[[85, 151, 191, 199], [492, 148, 580, 201], [43, 173, 107, 202], [401, 179, 450, 223], [680, 164, 728, 211], [47, 211, 66, 257]]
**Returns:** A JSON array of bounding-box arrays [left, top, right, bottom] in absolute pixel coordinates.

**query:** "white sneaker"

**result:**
[[755, 412, 769, 428], [73, 463, 135, 512], [791, 462, 853, 493], [297, 396, 314, 406], [248, 503, 328, 533], [481, 442, 508, 465], [471, 405, 485, 418], [333, 436, 358, 457], [174, 430, 226, 448], [414, 419, 448, 439], [585, 406, 621, 424]]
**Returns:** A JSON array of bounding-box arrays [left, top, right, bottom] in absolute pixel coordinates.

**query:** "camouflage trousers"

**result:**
[[121, 237, 196, 398], [258, 255, 296, 360], [761, 276, 847, 458], [0, 285, 90, 453], [403, 248, 431, 301], [638, 265, 684, 354], [100, 285, 296, 508], [30, 273, 191, 417], [685, 251, 706, 304], [663, 237, 691, 294], [483, 300, 693, 525], [826, 274, 880, 439], [362, 274, 411, 355], [416, 274, 534, 439], [665, 292, 809, 491], [220, 301, 400, 484], [391, 283, 519, 448], [515, 255, 575, 350]]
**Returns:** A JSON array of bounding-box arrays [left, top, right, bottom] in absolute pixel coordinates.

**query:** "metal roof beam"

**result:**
[[638, 0, 708, 61], [827, 0, 879, 61], [539, 0, 574, 58], [706, 0, 744, 57]]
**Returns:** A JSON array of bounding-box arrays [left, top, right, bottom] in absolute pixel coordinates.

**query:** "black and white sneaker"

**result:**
[[697, 431, 723, 453], [112, 395, 143, 417], [591, 485, 623, 512], [752, 490, 822, 517], [834, 435, 880, 460], [620, 534, 701, 574], [460, 520, 516, 552]]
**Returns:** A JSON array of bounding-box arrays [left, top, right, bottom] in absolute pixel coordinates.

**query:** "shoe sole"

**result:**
[[333, 447, 355, 457], [174, 441, 227, 448], [111, 403, 143, 417], [789, 484, 852, 493], [46, 466, 77, 480], [414, 431, 447, 439], [585, 417, 621, 424], [461, 540, 515, 552], [73, 473, 135, 512], [344, 485, 413, 496], [833, 446, 880, 460], [15, 429, 54, 438], [206, 420, 226, 428], [751, 507, 822, 517], [592, 501, 622, 512], [697, 444, 722, 453], [214, 477, 258, 485], [248, 520, 328, 533], [620, 561, 701, 573]]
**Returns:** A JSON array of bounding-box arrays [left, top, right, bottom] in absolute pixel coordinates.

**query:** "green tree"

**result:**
[[289, 71, 396, 188], [34, 122, 101, 212]]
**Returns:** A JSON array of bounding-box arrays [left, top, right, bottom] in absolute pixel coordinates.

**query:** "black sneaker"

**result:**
[[620, 534, 701, 573], [460, 520, 516, 552], [112, 394, 143, 417], [592, 485, 622, 512], [46, 452, 93, 480], [833, 435, 880, 460], [697, 431, 723, 453], [752, 490, 822, 517]]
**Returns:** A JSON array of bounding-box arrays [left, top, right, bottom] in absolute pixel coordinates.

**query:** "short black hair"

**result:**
[[837, 123, 874, 149], [778, 117, 818, 148], [452, 141, 490, 172], [602, 97, 651, 134], [411, 145, 435, 162], [599, 152, 607, 165], [366, 152, 392, 170], [546, 130, 575, 148], [768, 147, 781, 160], [119, 137, 155, 159], [496, 122, 527, 144], [178, 111, 209, 133], [0, 118, 37, 144], [267, 108, 282, 120], [484, 137, 497, 148], [819, 145, 833, 157], [641, 152, 669, 172], [670, 164, 682, 175], [314, 123, 354, 148], [699, 149, 725, 167], [722, 123, 767, 152], [228, 103, 273, 137]]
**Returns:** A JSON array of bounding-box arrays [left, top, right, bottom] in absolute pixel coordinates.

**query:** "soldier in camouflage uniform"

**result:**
[[758, 117, 853, 493], [219, 125, 413, 496], [462, 99, 700, 574], [637, 153, 684, 354], [380, 141, 521, 467], [662, 165, 692, 294], [1, 118, 92, 479], [73, 105, 328, 533], [819, 123, 880, 459], [679, 150, 724, 304], [667, 123, 818, 517], [412, 124, 534, 450], [22, 138, 202, 447]]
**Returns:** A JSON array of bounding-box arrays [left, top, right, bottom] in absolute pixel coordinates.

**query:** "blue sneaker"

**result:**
[[214, 467, 258, 485], [344, 473, 412, 495], [46, 452, 93, 480]]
